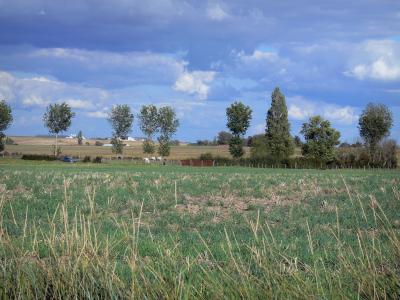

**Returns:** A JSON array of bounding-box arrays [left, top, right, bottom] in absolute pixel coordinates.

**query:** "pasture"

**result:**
[[0, 160, 399, 298]]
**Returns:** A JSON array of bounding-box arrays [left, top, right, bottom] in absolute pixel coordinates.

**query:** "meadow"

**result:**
[[0, 159, 399, 298]]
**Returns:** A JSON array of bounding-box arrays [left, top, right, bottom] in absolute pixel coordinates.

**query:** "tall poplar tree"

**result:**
[[265, 87, 294, 159]]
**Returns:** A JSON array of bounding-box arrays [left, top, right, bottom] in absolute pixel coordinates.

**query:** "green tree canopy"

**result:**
[[108, 105, 134, 155], [358, 103, 393, 157], [108, 105, 134, 139], [157, 106, 179, 157], [226, 101, 252, 158], [226, 102, 252, 136], [139, 105, 159, 138], [0, 100, 13, 152], [265, 87, 294, 159], [300, 115, 340, 163], [139, 105, 159, 154], [0, 100, 13, 132], [43, 103, 75, 156]]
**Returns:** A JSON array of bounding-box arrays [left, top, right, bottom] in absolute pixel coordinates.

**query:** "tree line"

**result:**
[[0, 100, 179, 157], [0, 91, 397, 168], [223, 87, 396, 167]]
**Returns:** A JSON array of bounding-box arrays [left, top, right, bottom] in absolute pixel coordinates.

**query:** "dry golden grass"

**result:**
[[6, 136, 247, 159]]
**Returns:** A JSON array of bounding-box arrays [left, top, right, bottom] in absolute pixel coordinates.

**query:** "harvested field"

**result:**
[[0, 159, 399, 298]]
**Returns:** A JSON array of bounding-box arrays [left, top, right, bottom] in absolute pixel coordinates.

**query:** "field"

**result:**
[[6, 136, 242, 159], [0, 159, 399, 298]]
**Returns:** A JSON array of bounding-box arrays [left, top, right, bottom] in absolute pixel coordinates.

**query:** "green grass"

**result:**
[[0, 159, 399, 298]]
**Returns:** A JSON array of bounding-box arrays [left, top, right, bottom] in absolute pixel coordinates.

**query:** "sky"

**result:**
[[0, 0, 399, 142]]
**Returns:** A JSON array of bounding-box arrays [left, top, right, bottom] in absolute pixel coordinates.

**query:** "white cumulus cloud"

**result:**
[[86, 110, 109, 118], [345, 40, 400, 81], [287, 96, 358, 125], [174, 71, 216, 100], [22, 95, 50, 107], [64, 98, 94, 109]]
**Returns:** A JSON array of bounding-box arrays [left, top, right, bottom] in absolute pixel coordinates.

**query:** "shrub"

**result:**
[[199, 153, 213, 160], [82, 156, 91, 163], [95, 141, 104, 146], [92, 156, 102, 163], [85, 141, 90, 146], [143, 140, 155, 154], [21, 154, 57, 161]]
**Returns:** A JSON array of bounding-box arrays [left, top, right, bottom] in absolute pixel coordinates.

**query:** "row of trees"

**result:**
[[224, 87, 395, 166], [108, 104, 179, 156], [0, 100, 179, 157]]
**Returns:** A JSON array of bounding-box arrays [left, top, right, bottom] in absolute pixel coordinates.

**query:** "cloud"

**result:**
[[174, 71, 216, 100], [64, 99, 94, 109], [287, 96, 358, 125], [0, 70, 109, 109], [22, 95, 51, 107], [86, 110, 109, 118], [345, 40, 400, 81], [207, 2, 229, 21]]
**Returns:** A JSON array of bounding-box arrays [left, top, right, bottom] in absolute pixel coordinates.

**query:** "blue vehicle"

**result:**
[[62, 156, 78, 163]]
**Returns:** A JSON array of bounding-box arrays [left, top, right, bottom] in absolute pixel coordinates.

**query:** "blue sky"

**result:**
[[0, 0, 399, 142]]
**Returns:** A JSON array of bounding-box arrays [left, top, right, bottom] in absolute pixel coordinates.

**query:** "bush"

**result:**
[[92, 156, 102, 163], [82, 156, 91, 163], [21, 154, 57, 161], [95, 141, 104, 146], [143, 140, 155, 154], [199, 153, 213, 160], [85, 141, 90, 146]]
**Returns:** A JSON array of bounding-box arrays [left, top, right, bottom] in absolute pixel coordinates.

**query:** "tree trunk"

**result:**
[[55, 133, 58, 157]]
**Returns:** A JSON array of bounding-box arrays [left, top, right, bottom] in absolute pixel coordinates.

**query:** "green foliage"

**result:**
[[0, 100, 13, 133], [294, 135, 302, 147], [108, 105, 133, 155], [158, 106, 179, 139], [92, 156, 102, 163], [157, 106, 179, 157], [43, 103, 75, 135], [111, 136, 124, 154], [139, 105, 159, 153], [250, 135, 269, 159], [82, 156, 91, 163], [43, 103, 75, 156], [199, 152, 213, 160], [108, 105, 134, 139], [157, 137, 171, 157], [229, 136, 244, 158], [77, 130, 83, 145], [139, 105, 158, 138], [358, 103, 393, 158], [143, 139, 156, 154], [217, 131, 232, 145], [301, 115, 340, 163], [265, 87, 294, 159], [226, 102, 252, 158], [226, 102, 252, 136], [21, 154, 57, 161], [0, 133, 5, 152]]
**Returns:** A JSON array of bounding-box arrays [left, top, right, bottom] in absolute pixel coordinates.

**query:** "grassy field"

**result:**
[[6, 136, 243, 159], [0, 159, 399, 298]]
